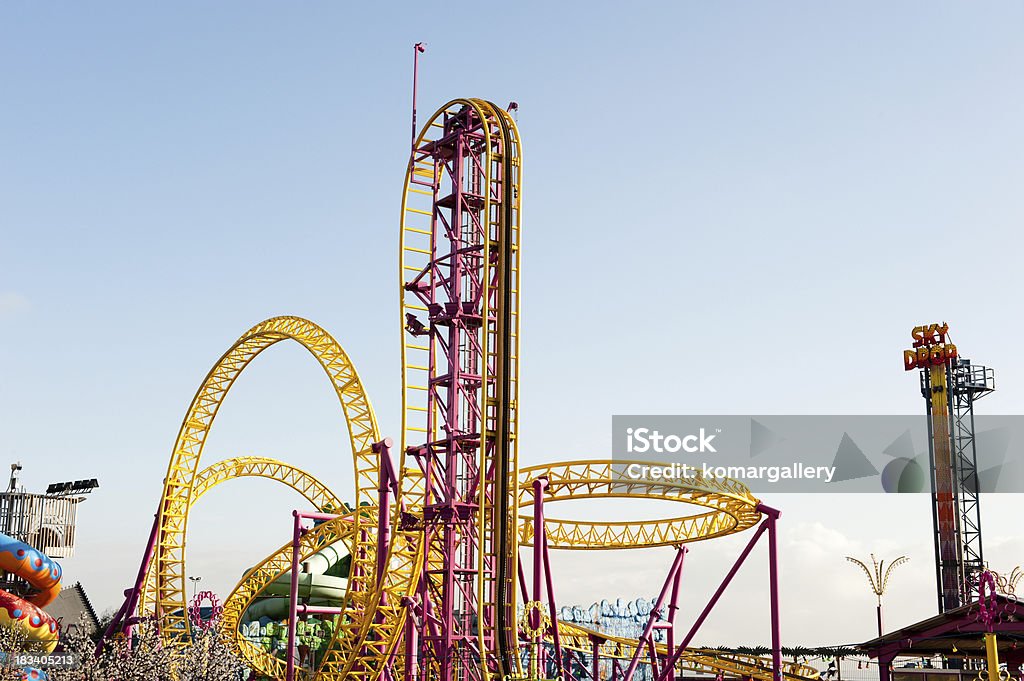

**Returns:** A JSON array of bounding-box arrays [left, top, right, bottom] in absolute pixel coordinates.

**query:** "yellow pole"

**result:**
[[985, 632, 1000, 681], [930, 363, 960, 609]]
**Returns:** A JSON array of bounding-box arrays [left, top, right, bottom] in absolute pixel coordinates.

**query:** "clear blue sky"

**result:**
[[1, 2, 1022, 647]]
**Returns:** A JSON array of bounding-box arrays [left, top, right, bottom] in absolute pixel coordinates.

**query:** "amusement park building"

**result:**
[[860, 594, 1024, 681]]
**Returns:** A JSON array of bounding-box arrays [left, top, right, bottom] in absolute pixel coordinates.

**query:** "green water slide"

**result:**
[[241, 543, 350, 623]]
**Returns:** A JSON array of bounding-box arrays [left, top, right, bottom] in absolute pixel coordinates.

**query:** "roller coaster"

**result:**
[[102, 98, 820, 681]]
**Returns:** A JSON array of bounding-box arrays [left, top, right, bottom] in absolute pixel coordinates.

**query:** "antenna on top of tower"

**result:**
[[412, 42, 426, 151]]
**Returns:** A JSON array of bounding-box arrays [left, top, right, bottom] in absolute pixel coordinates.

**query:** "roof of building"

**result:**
[[47, 581, 101, 635], [859, 594, 1024, 660]]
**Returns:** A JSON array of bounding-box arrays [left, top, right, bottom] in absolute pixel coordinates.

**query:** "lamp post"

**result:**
[[846, 554, 909, 638], [188, 575, 202, 599], [991, 566, 1023, 596]]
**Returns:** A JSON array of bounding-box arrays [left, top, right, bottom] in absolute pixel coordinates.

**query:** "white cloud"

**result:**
[[786, 520, 864, 561]]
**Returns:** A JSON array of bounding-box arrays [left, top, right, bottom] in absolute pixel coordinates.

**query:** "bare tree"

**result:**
[[0, 624, 30, 681], [7, 615, 250, 681], [177, 628, 247, 681]]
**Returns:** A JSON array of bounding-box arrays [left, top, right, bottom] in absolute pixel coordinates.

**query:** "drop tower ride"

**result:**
[[904, 323, 995, 613]]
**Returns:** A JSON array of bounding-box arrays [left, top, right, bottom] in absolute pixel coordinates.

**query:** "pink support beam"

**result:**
[[403, 100, 518, 681], [401, 599, 420, 681], [374, 439, 397, 593], [532, 479, 546, 626], [98, 511, 159, 655], [667, 549, 684, 653], [531, 478, 547, 677], [764, 504, 783, 681], [623, 546, 687, 681], [529, 476, 565, 679], [518, 556, 530, 605], [286, 511, 304, 681], [541, 529, 564, 679], [656, 505, 783, 681], [286, 509, 339, 681]]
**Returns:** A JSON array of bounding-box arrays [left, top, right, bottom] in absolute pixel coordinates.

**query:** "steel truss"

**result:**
[[104, 98, 821, 681], [921, 358, 995, 613]]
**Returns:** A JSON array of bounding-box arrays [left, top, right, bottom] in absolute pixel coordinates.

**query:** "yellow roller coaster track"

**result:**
[[221, 513, 362, 679], [191, 457, 344, 512], [136, 98, 820, 681], [556, 621, 819, 681], [144, 456, 351, 677], [136, 456, 345, 633], [144, 314, 814, 680], [511, 462, 819, 680], [139, 316, 420, 681], [516, 461, 763, 549], [399, 97, 524, 680]]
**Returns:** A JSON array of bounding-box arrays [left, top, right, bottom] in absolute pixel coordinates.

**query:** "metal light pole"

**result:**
[[188, 575, 202, 599], [991, 566, 1023, 596], [846, 554, 909, 637]]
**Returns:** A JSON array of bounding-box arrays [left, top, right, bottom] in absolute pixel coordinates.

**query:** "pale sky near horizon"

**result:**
[[2, 1, 1023, 649]]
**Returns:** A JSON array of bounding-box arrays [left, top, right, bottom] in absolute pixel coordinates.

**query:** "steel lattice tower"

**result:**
[[400, 100, 522, 681], [917, 346, 994, 613]]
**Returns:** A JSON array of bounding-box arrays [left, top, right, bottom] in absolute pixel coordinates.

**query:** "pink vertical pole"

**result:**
[[541, 530, 564, 679], [283, 510, 337, 681], [404, 604, 419, 681], [374, 439, 395, 667], [286, 510, 302, 681], [532, 478, 548, 676], [418, 454, 434, 672], [878, 654, 894, 681], [375, 439, 394, 584], [762, 504, 783, 681], [532, 479, 547, 603], [518, 556, 530, 604], [592, 637, 601, 681]]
